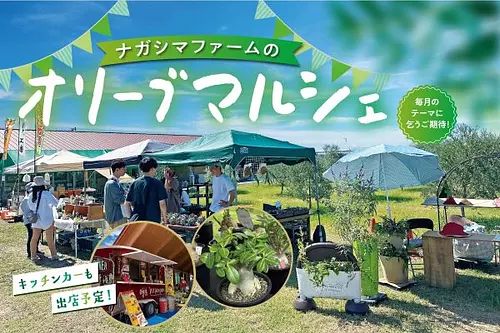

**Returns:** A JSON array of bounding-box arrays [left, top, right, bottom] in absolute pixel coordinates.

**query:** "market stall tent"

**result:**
[[4, 150, 87, 173], [83, 139, 173, 169], [148, 130, 316, 168]]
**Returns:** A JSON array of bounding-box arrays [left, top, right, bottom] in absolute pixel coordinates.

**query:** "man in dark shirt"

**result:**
[[124, 157, 168, 223]]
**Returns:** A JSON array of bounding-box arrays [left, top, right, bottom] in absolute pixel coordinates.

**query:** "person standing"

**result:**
[[209, 162, 236, 214], [19, 182, 43, 259], [124, 157, 168, 223], [27, 176, 59, 262], [104, 159, 127, 228], [163, 167, 181, 213]]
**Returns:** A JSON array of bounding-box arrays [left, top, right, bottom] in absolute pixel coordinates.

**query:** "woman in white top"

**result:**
[[28, 176, 59, 262]]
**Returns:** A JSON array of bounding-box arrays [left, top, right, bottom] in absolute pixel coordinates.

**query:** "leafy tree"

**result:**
[[267, 144, 344, 202], [323, 170, 378, 244], [418, 123, 500, 198]]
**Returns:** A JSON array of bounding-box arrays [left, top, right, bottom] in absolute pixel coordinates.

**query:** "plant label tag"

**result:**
[[196, 246, 203, 255]]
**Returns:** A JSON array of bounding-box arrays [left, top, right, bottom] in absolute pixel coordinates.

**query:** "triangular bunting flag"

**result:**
[[33, 57, 53, 75], [109, 0, 130, 17], [331, 59, 351, 82], [13, 64, 32, 85], [352, 68, 371, 89], [53, 45, 73, 68], [293, 34, 311, 56], [91, 15, 112, 36], [273, 19, 293, 39], [73, 31, 93, 54], [255, 0, 275, 20], [0, 69, 12, 91], [373, 73, 391, 92], [311, 49, 331, 71]]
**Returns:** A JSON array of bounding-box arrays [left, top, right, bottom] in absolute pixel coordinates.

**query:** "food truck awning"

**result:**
[[113, 223, 194, 273], [121, 250, 177, 266]]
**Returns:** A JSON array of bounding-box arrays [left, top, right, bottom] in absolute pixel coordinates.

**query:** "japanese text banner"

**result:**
[[12, 263, 99, 295], [98, 35, 302, 66], [51, 284, 116, 314]]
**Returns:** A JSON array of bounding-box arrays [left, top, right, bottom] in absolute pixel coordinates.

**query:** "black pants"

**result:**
[[25, 223, 41, 257]]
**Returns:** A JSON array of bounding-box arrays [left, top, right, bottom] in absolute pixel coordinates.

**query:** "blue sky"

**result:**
[[0, 1, 497, 149]]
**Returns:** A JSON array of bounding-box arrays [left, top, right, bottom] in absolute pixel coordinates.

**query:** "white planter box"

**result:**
[[296, 268, 362, 301]]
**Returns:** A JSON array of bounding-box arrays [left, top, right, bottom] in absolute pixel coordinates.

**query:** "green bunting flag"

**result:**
[[73, 31, 93, 53], [0, 70, 11, 91], [293, 34, 311, 55], [255, 0, 275, 20], [352, 68, 371, 90], [331, 59, 351, 82], [255, 0, 394, 91], [92, 15, 112, 36], [53, 45, 73, 68], [34, 57, 53, 75], [311, 49, 331, 71], [0, 0, 130, 91], [13, 65, 32, 85], [273, 19, 293, 39], [109, 0, 130, 16], [374, 73, 391, 92]]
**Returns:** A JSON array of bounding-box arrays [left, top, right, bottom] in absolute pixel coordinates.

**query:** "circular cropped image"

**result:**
[[91, 221, 195, 327], [193, 206, 293, 308]]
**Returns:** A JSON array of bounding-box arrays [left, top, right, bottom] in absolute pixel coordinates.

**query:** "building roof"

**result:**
[[0, 129, 198, 153]]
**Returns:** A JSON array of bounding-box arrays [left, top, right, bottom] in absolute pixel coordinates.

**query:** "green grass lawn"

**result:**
[[1, 183, 500, 333]]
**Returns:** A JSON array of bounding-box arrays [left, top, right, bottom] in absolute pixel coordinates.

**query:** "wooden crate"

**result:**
[[87, 204, 104, 220], [64, 204, 75, 215]]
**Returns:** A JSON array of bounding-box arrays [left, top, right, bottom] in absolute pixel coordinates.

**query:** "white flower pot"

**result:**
[[296, 268, 362, 302]]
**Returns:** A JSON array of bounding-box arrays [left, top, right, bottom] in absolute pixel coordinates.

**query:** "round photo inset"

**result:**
[[90, 221, 195, 327], [193, 206, 293, 308]]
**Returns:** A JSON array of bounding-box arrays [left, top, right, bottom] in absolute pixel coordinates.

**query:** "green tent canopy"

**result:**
[[148, 130, 317, 168]]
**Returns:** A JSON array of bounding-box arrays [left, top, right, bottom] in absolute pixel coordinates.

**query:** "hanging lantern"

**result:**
[[44, 173, 51, 183], [22, 174, 31, 183]]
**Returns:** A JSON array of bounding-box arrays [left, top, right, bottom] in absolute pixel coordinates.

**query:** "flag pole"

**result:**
[[16, 117, 21, 207]]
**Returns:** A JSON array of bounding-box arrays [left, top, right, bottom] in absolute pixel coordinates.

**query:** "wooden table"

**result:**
[[422, 231, 500, 289]]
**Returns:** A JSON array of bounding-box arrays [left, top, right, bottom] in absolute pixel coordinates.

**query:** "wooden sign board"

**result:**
[[118, 291, 148, 327]]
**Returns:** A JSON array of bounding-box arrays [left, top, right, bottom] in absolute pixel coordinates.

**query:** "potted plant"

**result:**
[[374, 216, 408, 248], [323, 171, 380, 299], [378, 242, 409, 284], [200, 208, 281, 307]]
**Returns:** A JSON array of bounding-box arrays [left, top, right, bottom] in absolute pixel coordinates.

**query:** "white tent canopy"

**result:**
[[5, 151, 134, 183], [4, 150, 86, 174], [83, 139, 173, 169]]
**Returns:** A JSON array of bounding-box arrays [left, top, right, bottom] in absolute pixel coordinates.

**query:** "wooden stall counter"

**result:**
[[422, 231, 500, 289]]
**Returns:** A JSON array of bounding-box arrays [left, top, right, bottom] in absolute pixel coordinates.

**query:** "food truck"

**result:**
[[93, 245, 181, 320]]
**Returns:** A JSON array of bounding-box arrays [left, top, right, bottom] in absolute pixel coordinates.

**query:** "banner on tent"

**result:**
[[0, 0, 130, 92], [19, 119, 26, 155]]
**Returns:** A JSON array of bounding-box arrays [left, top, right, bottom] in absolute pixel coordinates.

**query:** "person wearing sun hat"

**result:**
[[26, 176, 59, 262], [19, 182, 43, 259]]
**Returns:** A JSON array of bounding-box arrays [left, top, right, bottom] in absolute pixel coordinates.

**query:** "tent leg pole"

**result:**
[[313, 163, 321, 225]]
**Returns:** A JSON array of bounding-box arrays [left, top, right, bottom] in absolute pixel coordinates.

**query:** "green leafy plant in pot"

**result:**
[[374, 217, 409, 284], [378, 242, 409, 284], [374, 216, 408, 248], [200, 208, 280, 306], [323, 170, 379, 297]]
